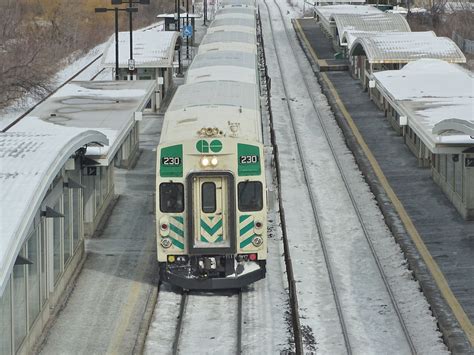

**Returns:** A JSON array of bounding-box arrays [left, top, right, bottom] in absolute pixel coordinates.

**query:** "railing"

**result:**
[[452, 31, 474, 54]]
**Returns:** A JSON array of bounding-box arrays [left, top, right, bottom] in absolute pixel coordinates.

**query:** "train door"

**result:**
[[188, 173, 235, 254]]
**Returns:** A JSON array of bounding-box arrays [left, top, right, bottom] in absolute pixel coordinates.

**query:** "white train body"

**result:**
[[156, 57, 267, 289]]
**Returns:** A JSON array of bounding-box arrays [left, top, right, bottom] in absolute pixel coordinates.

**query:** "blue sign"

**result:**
[[182, 25, 193, 38]]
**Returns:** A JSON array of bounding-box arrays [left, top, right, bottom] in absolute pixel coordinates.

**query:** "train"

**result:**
[[155, 0, 267, 289]]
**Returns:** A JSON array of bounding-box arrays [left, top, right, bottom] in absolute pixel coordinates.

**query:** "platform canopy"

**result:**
[[350, 31, 466, 64], [26, 80, 156, 165], [0, 120, 108, 295], [373, 59, 474, 152], [333, 13, 410, 46], [315, 4, 381, 25], [101, 31, 179, 69]]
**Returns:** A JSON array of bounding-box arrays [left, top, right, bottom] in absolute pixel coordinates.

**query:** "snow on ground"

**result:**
[[0, 43, 106, 131], [260, 0, 449, 353]]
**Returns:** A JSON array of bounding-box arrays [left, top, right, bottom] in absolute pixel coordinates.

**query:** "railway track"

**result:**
[[2, 55, 105, 132], [260, 0, 416, 353], [171, 291, 243, 354]]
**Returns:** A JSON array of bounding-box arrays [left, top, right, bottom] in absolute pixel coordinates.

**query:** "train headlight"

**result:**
[[161, 238, 172, 248], [252, 236, 263, 247], [200, 156, 210, 167], [211, 156, 218, 166], [159, 218, 170, 236], [254, 220, 263, 235]]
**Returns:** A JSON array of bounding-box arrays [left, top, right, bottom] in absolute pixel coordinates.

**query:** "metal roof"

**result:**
[[315, 4, 381, 24], [209, 18, 256, 29], [333, 13, 411, 45], [26, 81, 156, 165], [198, 31, 257, 54], [350, 32, 466, 63], [0, 120, 108, 295], [214, 12, 255, 20], [167, 81, 259, 112], [162, 81, 261, 144], [101, 31, 179, 68], [201, 31, 256, 46], [216, 7, 256, 16], [188, 50, 256, 70], [219, 0, 256, 7], [373, 59, 474, 152]]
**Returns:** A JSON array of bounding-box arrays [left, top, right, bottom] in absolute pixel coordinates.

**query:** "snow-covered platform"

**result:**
[[0, 80, 155, 355], [294, 21, 474, 352]]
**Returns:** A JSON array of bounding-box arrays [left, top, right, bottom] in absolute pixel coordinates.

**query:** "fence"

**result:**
[[452, 31, 474, 54]]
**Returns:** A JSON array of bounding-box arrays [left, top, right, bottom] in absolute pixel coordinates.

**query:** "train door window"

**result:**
[[238, 181, 263, 211], [160, 183, 184, 212], [201, 182, 216, 213]]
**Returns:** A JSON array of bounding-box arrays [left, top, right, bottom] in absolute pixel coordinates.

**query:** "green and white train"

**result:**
[[156, 1, 267, 289]]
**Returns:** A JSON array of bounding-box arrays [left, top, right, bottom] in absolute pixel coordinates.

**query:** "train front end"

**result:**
[[156, 129, 267, 290]]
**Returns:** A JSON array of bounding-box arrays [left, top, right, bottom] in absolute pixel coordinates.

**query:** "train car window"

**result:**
[[238, 181, 263, 211], [160, 183, 184, 213], [202, 182, 216, 213]]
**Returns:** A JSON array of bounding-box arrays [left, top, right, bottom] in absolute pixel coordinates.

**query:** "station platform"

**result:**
[[293, 17, 474, 353], [293, 19, 348, 71]]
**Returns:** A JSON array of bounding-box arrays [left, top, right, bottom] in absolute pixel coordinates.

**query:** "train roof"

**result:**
[[162, 81, 261, 143], [188, 50, 256, 70], [168, 81, 259, 112], [186, 50, 257, 84], [198, 31, 257, 54], [216, 7, 256, 16], [218, 0, 256, 7], [207, 18, 256, 34], [214, 12, 255, 20]]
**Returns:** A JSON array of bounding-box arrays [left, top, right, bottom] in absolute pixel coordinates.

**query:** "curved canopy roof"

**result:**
[[373, 59, 474, 150], [102, 31, 179, 68], [315, 5, 381, 24], [350, 32, 466, 63], [334, 13, 411, 45], [0, 119, 108, 295]]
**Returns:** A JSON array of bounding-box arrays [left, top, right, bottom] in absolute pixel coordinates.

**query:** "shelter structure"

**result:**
[[349, 31, 466, 88], [333, 13, 410, 52], [101, 30, 179, 109], [314, 4, 381, 40], [0, 80, 154, 355], [372, 59, 474, 219], [156, 12, 201, 41]]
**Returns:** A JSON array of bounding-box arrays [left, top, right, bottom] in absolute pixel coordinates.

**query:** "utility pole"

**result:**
[[204, 0, 207, 26], [95, 6, 138, 80], [177, 0, 182, 75], [186, 0, 190, 59]]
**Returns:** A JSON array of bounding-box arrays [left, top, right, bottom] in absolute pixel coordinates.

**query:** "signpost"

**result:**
[[183, 25, 193, 38]]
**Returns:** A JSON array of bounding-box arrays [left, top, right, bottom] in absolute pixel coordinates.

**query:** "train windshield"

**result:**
[[238, 181, 263, 211], [160, 183, 184, 212]]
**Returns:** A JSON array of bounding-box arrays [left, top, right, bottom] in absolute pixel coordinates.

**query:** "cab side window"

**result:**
[[160, 183, 184, 213], [238, 181, 263, 211]]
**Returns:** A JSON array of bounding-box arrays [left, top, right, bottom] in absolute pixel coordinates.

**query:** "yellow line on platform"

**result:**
[[294, 19, 327, 68], [293, 18, 474, 346], [107, 235, 156, 354]]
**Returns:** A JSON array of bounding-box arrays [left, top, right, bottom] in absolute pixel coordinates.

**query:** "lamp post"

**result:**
[[111, 0, 150, 80], [95, 6, 138, 80]]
